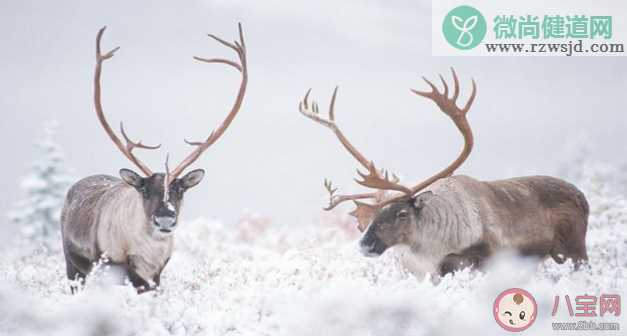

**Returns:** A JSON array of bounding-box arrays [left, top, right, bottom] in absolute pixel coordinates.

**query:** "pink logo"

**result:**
[[552, 293, 621, 317], [493, 288, 538, 332]]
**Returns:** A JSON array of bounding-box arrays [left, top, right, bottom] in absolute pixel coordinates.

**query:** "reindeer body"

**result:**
[[362, 175, 589, 276], [61, 24, 248, 293], [298, 68, 589, 277], [61, 175, 173, 289]]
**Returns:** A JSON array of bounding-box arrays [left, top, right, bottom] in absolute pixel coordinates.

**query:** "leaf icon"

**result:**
[[463, 16, 478, 31], [451, 16, 465, 31]]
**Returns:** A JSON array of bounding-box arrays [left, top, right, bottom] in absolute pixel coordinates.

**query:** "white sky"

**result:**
[[1, 0, 626, 227]]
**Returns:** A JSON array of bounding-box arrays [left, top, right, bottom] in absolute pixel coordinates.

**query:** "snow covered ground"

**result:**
[[0, 164, 626, 336]]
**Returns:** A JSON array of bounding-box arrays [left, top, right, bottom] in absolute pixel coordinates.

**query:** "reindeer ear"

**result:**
[[413, 191, 433, 209], [181, 169, 205, 189], [119, 169, 144, 188], [350, 201, 378, 232]]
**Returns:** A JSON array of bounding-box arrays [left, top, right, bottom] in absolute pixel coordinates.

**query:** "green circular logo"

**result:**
[[442, 5, 487, 50]]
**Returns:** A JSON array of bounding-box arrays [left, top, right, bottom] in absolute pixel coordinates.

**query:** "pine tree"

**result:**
[[8, 121, 74, 250]]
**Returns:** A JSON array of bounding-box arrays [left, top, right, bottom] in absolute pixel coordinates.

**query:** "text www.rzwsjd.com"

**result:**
[[484, 39, 624, 56]]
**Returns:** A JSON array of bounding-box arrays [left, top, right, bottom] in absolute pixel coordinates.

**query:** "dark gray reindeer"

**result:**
[[298, 68, 588, 277], [61, 23, 248, 292]]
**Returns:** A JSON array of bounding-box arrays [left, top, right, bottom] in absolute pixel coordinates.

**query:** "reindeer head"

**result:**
[[298, 68, 476, 256], [359, 193, 437, 256], [119, 168, 204, 234], [92, 24, 247, 234]]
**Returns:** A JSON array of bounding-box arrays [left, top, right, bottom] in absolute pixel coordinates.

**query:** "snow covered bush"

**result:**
[[0, 158, 625, 335], [7, 121, 73, 251]]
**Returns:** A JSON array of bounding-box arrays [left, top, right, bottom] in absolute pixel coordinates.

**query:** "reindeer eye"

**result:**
[[397, 211, 408, 219], [170, 184, 183, 196], [139, 187, 149, 198]]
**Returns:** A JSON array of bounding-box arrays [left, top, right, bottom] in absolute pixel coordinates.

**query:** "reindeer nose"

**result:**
[[358, 234, 386, 257], [155, 216, 176, 228], [359, 235, 375, 255], [154, 216, 177, 231], [359, 240, 374, 256]]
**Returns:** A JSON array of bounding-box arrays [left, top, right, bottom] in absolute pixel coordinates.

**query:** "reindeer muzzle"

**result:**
[[153, 205, 177, 233], [154, 216, 176, 232], [358, 234, 387, 257]]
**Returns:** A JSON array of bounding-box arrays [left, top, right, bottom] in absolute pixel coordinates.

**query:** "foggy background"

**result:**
[[1, 0, 625, 228]]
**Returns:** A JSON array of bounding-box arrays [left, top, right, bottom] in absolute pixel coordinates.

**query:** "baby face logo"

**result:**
[[442, 5, 487, 50], [493, 288, 538, 332]]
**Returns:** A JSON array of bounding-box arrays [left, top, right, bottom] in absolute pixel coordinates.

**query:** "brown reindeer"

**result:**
[[61, 23, 248, 292], [298, 68, 588, 277]]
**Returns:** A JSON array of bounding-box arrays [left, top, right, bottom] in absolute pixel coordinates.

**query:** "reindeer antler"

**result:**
[[94, 26, 161, 176], [298, 68, 477, 231], [299, 87, 405, 212], [169, 23, 248, 180], [398, 68, 476, 194], [323, 179, 381, 210], [355, 162, 411, 194]]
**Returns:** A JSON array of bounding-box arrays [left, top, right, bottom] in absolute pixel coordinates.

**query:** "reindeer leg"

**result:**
[[550, 217, 589, 270], [152, 256, 170, 289], [65, 260, 86, 294], [438, 242, 491, 276], [127, 256, 154, 294], [65, 250, 91, 294]]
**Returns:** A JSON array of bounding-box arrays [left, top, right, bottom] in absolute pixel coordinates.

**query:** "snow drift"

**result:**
[[0, 162, 625, 336]]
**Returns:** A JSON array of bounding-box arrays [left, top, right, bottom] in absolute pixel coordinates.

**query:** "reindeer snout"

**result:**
[[154, 216, 176, 228], [154, 205, 177, 232], [359, 234, 387, 257]]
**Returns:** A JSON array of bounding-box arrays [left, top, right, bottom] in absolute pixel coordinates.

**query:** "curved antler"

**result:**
[[299, 87, 370, 168], [298, 87, 406, 210], [169, 23, 248, 179], [298, 67, 477, 231], [94, 26, 161, 176], [378, 67, 476, 206]]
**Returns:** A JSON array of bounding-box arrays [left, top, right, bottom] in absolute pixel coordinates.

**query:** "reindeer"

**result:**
[[298, 68, 589, 277], [61, 23, 248, 292]]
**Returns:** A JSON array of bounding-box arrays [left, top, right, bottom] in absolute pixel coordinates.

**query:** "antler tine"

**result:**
[[328, 86, 338, 121], [298, 88, 337, 131], [322, 178, 379, 211], [298, 87, 375, 170], [354, 162, 412, 194], [439, 74, 449, 98], [94, 26, 158, 176], [423, 77, 438, 92], [462, 79, 477, 114], [163, 153, 171, 202], [205, 33, 238, 53], [193, 57, 242, 72], [96, 26, 120, 61], [193, 22, 246, 73], [120, 123, 162, 150], [170, 23, 249, 179], [451, 67, 460, 102], [323, 178, 337, 196]]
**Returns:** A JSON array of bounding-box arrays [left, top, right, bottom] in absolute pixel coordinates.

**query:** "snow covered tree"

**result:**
[[8, 121, 74, 250]]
